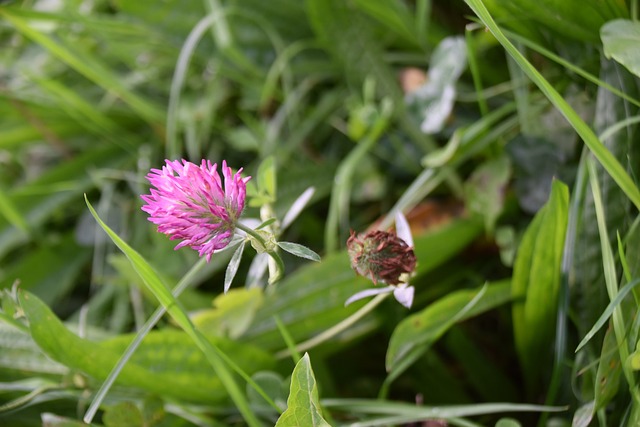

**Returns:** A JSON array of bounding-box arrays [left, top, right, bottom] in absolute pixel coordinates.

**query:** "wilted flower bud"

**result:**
[[347, 230, 417, 286]]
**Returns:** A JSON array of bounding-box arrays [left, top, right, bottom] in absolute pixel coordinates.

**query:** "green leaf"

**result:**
[[277, 241, 321, 262], [511, 180, 569, 390], [224, 242, 246, 293], [602, 19, 640, 79], [275, 353, 330, 427], [17, 290, 274, 403], [386, 280, 512, 374]]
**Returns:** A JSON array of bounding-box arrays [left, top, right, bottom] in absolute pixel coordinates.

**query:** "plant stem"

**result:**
[[236, 221, 285, 282], [274, 293, 389, 359]]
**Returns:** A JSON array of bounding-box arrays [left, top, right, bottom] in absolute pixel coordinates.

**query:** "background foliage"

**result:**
[[1, 0, 640, 426]]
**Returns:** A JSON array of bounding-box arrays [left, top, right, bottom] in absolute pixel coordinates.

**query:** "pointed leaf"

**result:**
[[275, 353, 330, 427], [511, 180, 569, 389], [277, 242, 321, 262], [224, 242, 246, 293]]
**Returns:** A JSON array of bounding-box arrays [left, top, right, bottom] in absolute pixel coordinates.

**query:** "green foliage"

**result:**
[[602, 19, 640, 79], [511, 180, 569, 392], [275, 353, 330, 427], [2, 0, 640, 425]]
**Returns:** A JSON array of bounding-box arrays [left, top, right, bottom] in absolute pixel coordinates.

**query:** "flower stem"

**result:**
[[274, 293, 390, 359], [236, 221, 285, 282]]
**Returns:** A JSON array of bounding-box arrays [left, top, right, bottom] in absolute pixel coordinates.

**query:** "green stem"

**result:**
[[236, 221, 285, 282], [274, 293, 390, 359]]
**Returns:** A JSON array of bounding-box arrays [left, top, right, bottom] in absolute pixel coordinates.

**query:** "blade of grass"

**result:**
[[464, 0, 640, 212], [84, 195, 264, 427]]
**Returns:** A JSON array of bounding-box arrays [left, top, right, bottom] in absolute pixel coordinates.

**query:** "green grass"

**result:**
[[1, 0, 639, 426]]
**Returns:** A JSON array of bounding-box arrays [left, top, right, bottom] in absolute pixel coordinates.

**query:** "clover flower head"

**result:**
[[347, 230, 416, 285], [141, 159, 250, 262], [345, 212, 417, 308]]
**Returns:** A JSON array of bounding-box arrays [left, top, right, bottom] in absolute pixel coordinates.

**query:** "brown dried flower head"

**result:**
[[347, 230, 417, 285]]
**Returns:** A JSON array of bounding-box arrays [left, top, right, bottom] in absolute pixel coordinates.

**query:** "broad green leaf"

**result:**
[[17, 290, 274, 403], [511, 180, 569, 390], [277, 241, 321, 262], [192, 288, 264, 339], [602, 20, 640, 79], [275, 353, 330, 427], [386, 280, 511, 374]]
